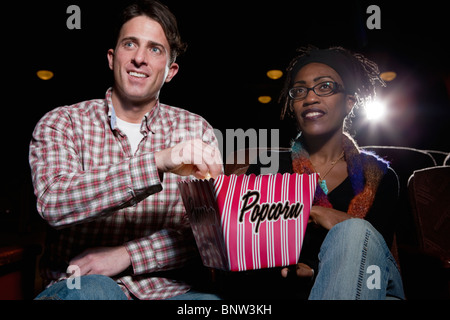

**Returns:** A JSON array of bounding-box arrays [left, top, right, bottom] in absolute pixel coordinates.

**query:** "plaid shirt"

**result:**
[[29, 88, 219, 299]]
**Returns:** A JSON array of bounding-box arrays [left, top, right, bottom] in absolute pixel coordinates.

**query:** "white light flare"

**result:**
[[365, 100, 387, 121]]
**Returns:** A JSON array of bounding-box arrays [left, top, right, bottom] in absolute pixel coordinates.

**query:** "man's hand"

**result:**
[[155, 139, 223, 179], [69, 246, 131, 277]]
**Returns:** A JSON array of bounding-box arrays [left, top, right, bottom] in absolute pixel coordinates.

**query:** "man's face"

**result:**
[[107, 15, 179, 106]]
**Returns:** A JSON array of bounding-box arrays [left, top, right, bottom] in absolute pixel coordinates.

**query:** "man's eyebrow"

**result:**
[[148, 40, 166, 49], [293, 76, 335, 85], [119, 36, 138, 43]]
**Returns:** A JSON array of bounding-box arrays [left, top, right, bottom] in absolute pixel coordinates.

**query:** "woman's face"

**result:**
[[290, 62, 354, 138]]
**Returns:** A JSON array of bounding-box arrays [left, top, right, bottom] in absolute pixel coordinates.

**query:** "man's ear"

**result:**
[[107, 49, 114, 70], [165, 62, 179, 83]]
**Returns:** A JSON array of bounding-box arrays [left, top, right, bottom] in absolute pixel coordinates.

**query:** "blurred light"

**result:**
[[37, 70, 54, 80], [258, 96, 272, 104], [266, 70, 283, 80], [365, 100, 386, 121], [380, 71, 396, 82]]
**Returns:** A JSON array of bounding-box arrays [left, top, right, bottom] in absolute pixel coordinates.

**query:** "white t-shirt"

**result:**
[[115, 117, 144, 154]]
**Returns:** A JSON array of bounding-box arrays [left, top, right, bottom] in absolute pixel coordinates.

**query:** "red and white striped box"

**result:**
[[178, 173, 318, 271]]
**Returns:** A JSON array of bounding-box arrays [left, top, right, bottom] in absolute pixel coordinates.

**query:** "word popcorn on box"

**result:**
[[178, 173, 318, 272]]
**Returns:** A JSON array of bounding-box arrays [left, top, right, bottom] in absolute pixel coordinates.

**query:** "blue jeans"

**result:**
[[34, 275, 128, 300], [166, 290, 222, 300], [34, 274, 221, 300], [309, 219, 405, 300]]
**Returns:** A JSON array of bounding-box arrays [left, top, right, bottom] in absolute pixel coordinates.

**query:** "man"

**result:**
[[30, 0, 222, 300]]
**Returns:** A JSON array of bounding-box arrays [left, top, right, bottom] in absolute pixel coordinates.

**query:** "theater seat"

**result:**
[[401, 166, 450, 299], [361, 146, 436, 192], [0, 245, 41, 300], [361, 146, 438, 246], [444, 153, 450, 166]]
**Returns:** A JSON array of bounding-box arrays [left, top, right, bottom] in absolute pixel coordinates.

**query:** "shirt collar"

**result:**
[[106, 87, 159, 134]]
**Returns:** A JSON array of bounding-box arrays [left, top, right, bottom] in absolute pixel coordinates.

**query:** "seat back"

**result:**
[[407, 166, 450, 265], [361, 146, 436, 183], [362, 146, 438, 246], [444, 153, 450, 166]]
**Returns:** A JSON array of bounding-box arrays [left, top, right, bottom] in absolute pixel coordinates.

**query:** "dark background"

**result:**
[[2, 1, 450, 238]]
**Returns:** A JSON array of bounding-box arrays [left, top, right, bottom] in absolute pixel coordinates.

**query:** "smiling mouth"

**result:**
[[128, 71, 149, 78], [302, 109, 326, 120]]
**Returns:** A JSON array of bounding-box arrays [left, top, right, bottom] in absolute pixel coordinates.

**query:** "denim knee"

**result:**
[[76, 275, 128, 300], [334, 218, 376, 237], [332, 219, 385, 246], [311, 218, 403, 299], [319, 218, 389, 263], [35, 275, 128, 300]]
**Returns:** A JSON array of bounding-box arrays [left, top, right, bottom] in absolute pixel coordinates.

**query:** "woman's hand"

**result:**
[[310, 205, 352, 230], [281, 263, 314, 278], [280, 207, 352, 280]]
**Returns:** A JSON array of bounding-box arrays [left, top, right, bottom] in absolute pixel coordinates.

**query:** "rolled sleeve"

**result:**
[[128, 152, 163, 202]]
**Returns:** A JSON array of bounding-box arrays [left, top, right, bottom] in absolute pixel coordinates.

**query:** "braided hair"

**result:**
[[280, 45, 385, 122]]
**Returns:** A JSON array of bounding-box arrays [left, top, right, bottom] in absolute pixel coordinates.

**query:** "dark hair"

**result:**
[[280, 45, 385, 120], [113, 0, 187, 63]]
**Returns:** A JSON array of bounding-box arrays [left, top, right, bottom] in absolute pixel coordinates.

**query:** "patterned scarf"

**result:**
[[291, 132, 389, 218]]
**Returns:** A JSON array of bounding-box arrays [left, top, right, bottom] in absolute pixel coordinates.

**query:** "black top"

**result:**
[[216, 150, 400, 299]]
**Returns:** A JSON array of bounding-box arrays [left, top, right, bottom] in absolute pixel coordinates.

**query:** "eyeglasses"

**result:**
[[288, 81, 344, 100]]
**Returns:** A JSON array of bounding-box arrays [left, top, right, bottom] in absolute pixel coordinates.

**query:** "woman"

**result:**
[[231, 46, 405, 300]]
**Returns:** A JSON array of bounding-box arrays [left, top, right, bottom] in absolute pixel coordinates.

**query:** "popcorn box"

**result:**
[[178, 173, 318, 271]]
